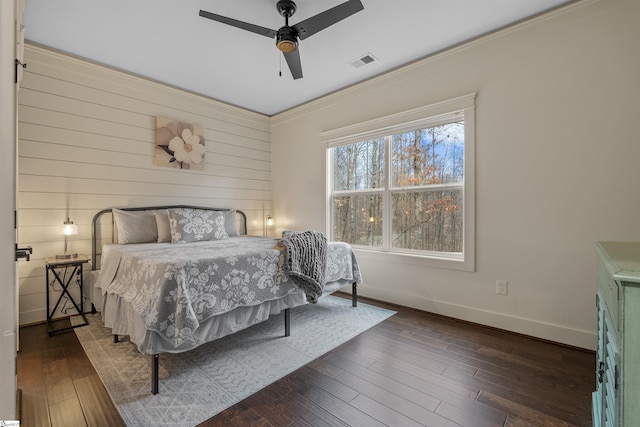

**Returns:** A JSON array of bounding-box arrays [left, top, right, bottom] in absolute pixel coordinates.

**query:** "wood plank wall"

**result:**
[[17, 44, 273, 325]]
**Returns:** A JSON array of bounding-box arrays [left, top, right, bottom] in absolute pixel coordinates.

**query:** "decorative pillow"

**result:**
[[168, 208, 229, 243], [112, 208, 158, 244], [225, 209, 240, 236], [154, 210, 171, 243]]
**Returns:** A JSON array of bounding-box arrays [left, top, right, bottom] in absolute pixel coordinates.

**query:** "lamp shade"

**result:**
[[60, 218, 78, 236]]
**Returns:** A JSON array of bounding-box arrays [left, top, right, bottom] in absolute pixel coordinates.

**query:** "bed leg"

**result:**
[[113, 334, 119, 343], [284, 308, 291, 337], [352, 282, 358, 307], [151, 354, 159, 395]]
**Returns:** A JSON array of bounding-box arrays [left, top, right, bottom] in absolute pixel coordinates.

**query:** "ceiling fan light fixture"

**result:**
[[276, 27, 298, 53], [277, 39, 297, 53]]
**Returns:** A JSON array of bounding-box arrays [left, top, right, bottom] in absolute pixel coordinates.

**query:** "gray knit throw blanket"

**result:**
[[280, 230, 327, 304]]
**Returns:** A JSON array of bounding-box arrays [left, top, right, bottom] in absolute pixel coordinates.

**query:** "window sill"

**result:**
[[352, 246, 475, 272]]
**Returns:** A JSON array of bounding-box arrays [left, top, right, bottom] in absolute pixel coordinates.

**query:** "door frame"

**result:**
[[0, 0, 18, 419]]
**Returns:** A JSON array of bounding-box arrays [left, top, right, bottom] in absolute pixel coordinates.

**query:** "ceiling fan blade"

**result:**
[[283, 49, 303, 80], [292, 0, 363, 40], [199, 10, 277, 38]]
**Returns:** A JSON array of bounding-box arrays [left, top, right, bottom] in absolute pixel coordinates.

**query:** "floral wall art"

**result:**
[[155, 117, 205, 170]]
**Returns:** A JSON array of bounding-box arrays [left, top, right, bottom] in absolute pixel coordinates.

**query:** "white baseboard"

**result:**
[[19, 309, 46, 327], [354, 285, 596, 351]]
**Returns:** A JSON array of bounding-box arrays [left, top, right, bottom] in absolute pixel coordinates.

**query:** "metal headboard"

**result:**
[[91, 205, 247, 270]]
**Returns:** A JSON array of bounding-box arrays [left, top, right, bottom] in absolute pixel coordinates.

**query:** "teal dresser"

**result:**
[[593, 242, 640, 427]]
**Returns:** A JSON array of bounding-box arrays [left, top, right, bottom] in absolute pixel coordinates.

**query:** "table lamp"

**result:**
[[56, 217, 78, 259]]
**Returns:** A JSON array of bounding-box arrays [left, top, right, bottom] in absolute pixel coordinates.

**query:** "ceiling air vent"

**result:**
[[349, 53, 377, 68]]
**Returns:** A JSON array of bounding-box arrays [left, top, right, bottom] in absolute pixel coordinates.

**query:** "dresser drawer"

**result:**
[[598, 259, 619, 334]]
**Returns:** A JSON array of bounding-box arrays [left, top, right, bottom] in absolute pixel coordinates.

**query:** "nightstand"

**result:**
[[44, 255, 90, 335]]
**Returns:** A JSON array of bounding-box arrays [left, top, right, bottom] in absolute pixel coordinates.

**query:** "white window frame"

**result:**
[[322, 93, 475, 272]]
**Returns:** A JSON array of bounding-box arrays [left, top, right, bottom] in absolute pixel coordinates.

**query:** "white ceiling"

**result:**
[[24, 0, 571, 116]]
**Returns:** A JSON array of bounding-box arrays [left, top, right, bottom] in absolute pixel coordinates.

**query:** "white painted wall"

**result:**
[[14, 0, 639, 350], [270, 0, 640, 350], [17, 45, 273, 325]]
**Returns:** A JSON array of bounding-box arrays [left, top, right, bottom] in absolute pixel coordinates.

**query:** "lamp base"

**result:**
[[55, 253, 78, 259]]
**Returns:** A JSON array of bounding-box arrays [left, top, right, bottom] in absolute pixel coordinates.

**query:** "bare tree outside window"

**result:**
[[333, 139, 384, 191], [333, 194, 383, 247], [331, 121, 464, 255], [391, 122, 464, 253], [333, 139, 384, 247]]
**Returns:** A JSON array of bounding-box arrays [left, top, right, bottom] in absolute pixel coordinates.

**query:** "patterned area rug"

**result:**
[[74, 295, 395, 426]]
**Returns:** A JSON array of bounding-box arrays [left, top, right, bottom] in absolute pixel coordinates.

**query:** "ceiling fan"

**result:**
[[199, 0, 364, 80]]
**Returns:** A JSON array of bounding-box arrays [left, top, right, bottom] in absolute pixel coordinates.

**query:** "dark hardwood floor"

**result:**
[[17, 295, 594, 426]]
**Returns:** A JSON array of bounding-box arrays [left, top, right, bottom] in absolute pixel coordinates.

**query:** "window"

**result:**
[[324, 94, 475, 271]]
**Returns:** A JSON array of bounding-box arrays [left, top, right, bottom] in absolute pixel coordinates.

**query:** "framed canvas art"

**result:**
[[155, 117, 205, 170]]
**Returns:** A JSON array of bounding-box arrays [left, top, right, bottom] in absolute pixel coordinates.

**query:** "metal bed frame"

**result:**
[[90, 205, 357, 394]]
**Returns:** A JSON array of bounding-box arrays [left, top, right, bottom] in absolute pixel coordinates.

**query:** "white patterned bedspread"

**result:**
[[96, 236, 362, 346]]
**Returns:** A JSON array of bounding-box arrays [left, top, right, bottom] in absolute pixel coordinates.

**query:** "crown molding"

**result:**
[[271, 0, 595, 127]]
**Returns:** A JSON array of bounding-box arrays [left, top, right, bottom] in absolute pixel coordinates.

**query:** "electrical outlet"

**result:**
[[496, 280, 508, 295]]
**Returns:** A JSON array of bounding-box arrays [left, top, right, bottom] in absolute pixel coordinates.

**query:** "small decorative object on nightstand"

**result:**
[[44, 255, 90, 335]]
